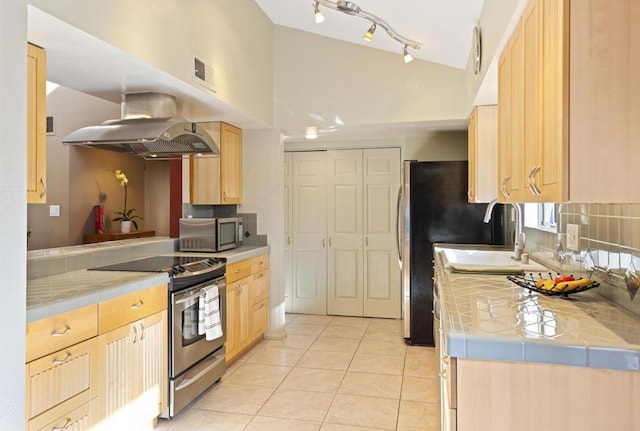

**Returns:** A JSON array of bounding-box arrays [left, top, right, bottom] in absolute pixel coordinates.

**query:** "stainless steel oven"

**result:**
[[89, 255, 228, 418], [169, 275, 226, 417]]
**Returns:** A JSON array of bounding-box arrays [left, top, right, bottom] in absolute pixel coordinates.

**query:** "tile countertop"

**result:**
[[434, 244, 640, 371], [27, 245, 270, 324]]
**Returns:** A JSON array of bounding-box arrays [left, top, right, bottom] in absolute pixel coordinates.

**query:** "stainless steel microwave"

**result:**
[[179, 217, 243, 252]]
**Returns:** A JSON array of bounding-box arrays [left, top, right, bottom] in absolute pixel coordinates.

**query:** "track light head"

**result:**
[[314, 1, 325, 23], [363, 23, 376, 42], [403, 45, 413, 63]]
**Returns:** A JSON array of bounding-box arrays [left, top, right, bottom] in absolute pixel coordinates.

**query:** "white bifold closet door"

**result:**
[[327, 148, 401, 318], [291, 151, 327, 315], [327, 149, 364, 316], [284, 152, 293, 313]]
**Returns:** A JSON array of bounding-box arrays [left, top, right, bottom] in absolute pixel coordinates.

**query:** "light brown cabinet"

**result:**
[[498, 0, 640, 202], [27, 43, 47, 204], [455, 358, 640, 431], [225, 254, 269, 363], [25, 284, 168, 430], [97, 309, 167, 430], [467, 105, 498, 203], [226, 275, 251, 362], [498, 17, 526, 203], [190, 122, 243, 204], [25, 305, 98, 430]]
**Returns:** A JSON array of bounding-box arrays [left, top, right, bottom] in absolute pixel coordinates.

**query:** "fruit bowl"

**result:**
[[507, 273, 600, 297]]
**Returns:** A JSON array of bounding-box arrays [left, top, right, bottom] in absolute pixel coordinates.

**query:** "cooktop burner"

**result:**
[[89, 255, 226, 291]]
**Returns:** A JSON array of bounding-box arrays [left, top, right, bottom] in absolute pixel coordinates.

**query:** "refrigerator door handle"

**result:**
[[395, 185, 403, 269]]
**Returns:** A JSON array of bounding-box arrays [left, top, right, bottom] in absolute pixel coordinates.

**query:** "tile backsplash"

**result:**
[[525, 204, 640, 316]]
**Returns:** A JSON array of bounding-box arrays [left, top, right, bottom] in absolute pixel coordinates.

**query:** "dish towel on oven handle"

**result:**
[[198, 284, 223, 341]]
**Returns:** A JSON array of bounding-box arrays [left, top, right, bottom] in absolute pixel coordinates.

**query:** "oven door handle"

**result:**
[[174, 283, 225, 304], [175, 353, 225, 391]]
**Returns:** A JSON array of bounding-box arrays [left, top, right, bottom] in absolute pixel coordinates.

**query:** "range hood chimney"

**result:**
[[62, 92, 219, 159]]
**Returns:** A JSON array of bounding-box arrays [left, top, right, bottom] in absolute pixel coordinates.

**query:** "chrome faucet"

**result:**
[[483, 199, 525, 261]]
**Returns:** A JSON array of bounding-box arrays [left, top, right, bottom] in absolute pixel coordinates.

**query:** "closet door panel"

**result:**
[[292, 152, 327, 315], [363, 148, 401, 318], [327, 150, 363, 316]]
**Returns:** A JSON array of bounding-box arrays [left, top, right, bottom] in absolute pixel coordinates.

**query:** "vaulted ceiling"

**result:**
[[254, 0, 486, 69]]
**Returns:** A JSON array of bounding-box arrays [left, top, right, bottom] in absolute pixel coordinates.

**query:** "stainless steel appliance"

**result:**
[[179, 217, 243, 252], [90, 255, 227, 417], [397, 160, 507, 345], [62, 92, 220, 159]]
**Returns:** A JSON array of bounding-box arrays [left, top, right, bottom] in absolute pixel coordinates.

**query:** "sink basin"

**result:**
[[438, 247, 547, 274]]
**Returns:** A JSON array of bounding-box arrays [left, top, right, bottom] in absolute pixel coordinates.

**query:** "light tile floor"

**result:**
[[157, 314, 440, 431]]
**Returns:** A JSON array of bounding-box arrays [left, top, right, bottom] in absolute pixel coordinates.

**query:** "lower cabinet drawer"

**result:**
[[98, 284, 167, 334], [226, 259, 252, 283], [250, 254, 269, 274], [29, 399, 92, 431], [250, 270, 269, 304], [26, 305, 98, 363], [26, 337, 98, 420]]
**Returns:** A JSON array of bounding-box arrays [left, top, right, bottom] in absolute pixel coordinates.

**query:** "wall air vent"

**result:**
[[46, 115, 55, 135], [192, 54, 216, 93]]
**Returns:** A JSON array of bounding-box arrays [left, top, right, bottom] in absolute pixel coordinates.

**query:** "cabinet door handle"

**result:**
[[287, 236, 291, 245], [501, 176, 511, 198], [365, 237, 369, 247], [527, 165, 542, 196], [140, 323, 145, 341], [39, 177, 46, 199], [467, 189, 473, 201], [328, 237, 332, 247], [51, 418, 72, 431], [51, 325, 70, 337], [52, 352, 72, 365], [238, 286, 243, 295], [133, 325, 138, 344], [131, 300, 144, 309], [235, 269, 241, 273], [322, 238, 325, 248]]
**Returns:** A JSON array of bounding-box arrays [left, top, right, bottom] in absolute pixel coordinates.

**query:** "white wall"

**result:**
[[404, 131, 468, 161], [465, 0, 529, 108], [0, 0, 27, 427], [274, 26, 468, 131], [240, 129, 286, 336], [30, 0, 275, 127], [285, 131, 468, 163]]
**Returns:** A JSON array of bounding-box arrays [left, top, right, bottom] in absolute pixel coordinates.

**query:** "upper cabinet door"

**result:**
[[220, 123, 242, 204], [27, 44, 47, 204], [468, 105, 498, 203], [498, 0, 640, 202], [189, 122, 242, 205]]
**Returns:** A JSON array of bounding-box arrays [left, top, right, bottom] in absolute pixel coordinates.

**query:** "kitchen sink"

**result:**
[[438, 247, 547, 273]]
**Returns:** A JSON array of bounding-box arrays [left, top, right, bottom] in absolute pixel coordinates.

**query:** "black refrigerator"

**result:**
[[398, 160, 508, 346]]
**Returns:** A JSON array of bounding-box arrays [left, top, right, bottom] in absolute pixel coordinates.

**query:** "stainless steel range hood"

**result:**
[[62, 93, 219, 159]]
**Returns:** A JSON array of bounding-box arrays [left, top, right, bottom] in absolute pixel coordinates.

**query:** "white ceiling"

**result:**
[[254, 0, 485, 69], [27, 2, 489, 143]]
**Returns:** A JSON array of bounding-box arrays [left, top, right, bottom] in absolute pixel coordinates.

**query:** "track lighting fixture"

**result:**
[[312, 0, 421, 62], [363, 23, 376, 42], [314, 1, 325, 23], [403, 45, 413, 63]]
